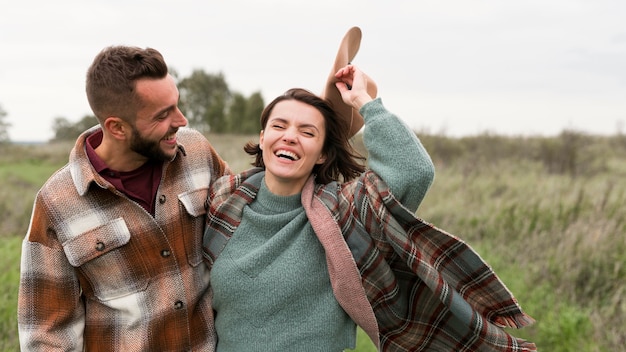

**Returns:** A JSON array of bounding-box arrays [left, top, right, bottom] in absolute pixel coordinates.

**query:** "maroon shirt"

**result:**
[[85, 130, 163, 215]]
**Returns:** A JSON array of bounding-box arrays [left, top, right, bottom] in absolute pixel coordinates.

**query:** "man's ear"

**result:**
[[103, 117, 128, 140]]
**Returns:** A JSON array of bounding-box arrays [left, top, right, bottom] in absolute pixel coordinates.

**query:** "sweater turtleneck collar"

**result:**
[[252, 177, 303, 215]]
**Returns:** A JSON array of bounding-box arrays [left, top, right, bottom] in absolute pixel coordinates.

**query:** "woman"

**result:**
[[203, 65, 535, 351]]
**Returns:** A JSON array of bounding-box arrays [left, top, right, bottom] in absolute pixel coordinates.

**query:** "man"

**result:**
[[18, 46, 229, 351]]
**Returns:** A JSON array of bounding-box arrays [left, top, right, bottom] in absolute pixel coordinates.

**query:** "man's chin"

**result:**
[[138, 148, 176, 163], [161, 143, 178, 158]]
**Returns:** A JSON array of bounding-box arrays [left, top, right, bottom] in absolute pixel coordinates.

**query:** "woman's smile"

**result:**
[[260, 100, 326, 195]]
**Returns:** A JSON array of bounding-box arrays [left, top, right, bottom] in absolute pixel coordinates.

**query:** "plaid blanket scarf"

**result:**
[[204, 168, 536, 351]]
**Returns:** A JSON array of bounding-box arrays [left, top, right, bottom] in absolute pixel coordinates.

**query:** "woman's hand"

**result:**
[[334, 65, 374, 110]]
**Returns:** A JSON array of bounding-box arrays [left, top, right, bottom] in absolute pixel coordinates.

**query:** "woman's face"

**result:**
[[259, 99, 327, 195]]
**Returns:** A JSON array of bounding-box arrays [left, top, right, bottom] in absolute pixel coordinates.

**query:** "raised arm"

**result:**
[[335, 65, 435, 212]]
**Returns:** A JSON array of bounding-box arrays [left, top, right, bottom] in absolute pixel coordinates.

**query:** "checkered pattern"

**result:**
[[18, 126, 230, 351], [204, 168, 536, 351]]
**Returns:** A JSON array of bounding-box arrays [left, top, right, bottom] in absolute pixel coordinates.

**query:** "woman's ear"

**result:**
[[259, 130, 264, 150], [316, 153, 327, 164]]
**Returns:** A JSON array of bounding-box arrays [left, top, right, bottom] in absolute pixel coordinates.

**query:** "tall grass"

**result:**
[[0, 236, 22, 351], [1, 131, 625, 351], [412, 131, 626, 351]]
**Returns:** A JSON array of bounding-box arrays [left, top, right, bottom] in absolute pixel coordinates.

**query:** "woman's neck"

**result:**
[[262, 173, 308, 196]]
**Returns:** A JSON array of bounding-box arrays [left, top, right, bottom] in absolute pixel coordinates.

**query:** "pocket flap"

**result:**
[[63, 218, 131, 267], [178, 187, 209, 217]]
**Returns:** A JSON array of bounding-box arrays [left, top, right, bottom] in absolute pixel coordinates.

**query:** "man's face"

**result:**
[[131, 75, 187, 161], [128, 124, 173, 162]]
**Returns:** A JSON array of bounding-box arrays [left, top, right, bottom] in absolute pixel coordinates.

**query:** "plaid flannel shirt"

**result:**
[[203, 168, 536, 351], [18, 126, 229, 351]]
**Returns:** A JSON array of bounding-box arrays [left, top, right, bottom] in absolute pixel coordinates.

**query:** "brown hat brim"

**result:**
[[321, 26, 377, 137]]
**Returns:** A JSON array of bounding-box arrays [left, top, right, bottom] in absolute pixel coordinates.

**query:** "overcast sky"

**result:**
[[1, 0, 625, 142]]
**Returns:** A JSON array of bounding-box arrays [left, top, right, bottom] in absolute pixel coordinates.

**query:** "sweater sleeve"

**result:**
[[360, 98, 435, 212]]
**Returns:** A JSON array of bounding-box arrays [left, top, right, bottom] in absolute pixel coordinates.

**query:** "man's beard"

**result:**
[[129, 127, 176, 162]]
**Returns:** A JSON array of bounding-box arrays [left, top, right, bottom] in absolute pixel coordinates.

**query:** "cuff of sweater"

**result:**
[[359, 97, 385, 124]]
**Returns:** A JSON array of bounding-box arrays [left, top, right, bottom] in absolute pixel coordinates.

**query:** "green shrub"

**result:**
[[510, 284, 597, 352], [0, 236, 21, 351]]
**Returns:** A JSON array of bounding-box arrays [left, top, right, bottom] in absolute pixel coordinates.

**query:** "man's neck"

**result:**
[[95, 134, 147, 172]]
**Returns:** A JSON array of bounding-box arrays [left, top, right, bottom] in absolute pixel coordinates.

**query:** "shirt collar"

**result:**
[[85, 129, 108, 173]]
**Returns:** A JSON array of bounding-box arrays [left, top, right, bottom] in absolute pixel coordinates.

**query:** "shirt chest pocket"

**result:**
[[178, 186, 209, 267], [62, 218, 150, 301]]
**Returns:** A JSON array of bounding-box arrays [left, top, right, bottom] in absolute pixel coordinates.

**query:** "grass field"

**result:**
[[2, 131, 625, 351], [0, 236, 20, 351]]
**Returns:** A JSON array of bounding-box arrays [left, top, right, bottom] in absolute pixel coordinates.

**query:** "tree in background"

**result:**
[[0, 104, 11, 143], [227, 91, 264, 134], [51, 115, 97, 142], [178, 70, 231, 134], [177, 69, 264, 134]]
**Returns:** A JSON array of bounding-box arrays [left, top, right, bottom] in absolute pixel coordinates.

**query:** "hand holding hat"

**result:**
[[321, 26, 378, 137], [334, 65, 374, 115]]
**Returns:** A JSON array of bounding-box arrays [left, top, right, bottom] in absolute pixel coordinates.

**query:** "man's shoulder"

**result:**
[[176, 128, 216, 157], [36, 164, 76, 200], [177, 128, 209, 144]]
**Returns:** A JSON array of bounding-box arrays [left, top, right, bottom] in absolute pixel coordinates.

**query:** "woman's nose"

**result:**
[[282, 129, 297, 143]]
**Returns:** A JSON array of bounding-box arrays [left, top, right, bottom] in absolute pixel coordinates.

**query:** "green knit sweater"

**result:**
[[211, 181, 356, 351], [210, 98, 434, 350]]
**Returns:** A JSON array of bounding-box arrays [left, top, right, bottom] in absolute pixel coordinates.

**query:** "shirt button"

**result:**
[[95, 242, 105, 251], [161, 249, 171, 258], [159, 195, 166, 204], [174, 300, 184, 310]]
